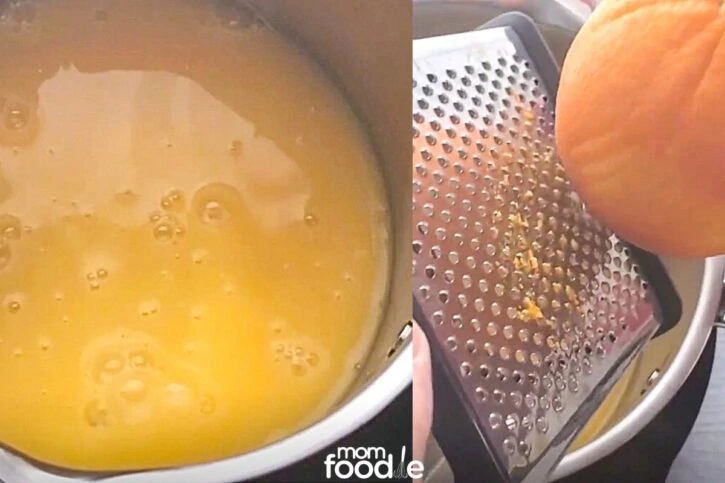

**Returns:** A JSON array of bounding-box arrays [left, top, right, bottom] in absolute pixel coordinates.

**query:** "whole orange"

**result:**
[[555, 0, 725, 257]]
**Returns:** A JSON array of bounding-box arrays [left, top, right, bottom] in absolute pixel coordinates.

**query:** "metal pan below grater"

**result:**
[[412, 12, 679, 483]]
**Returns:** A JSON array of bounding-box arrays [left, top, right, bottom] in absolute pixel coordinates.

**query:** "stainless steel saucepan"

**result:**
[[0, 1, 412, 482]]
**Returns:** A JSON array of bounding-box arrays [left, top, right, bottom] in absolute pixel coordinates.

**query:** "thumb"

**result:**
[[412, 322, 433, 479]]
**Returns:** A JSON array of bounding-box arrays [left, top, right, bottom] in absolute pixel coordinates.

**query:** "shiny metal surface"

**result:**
[[414, 1, 725, 481], [0, 1, 412, 482], [413, 19, 660, 482]]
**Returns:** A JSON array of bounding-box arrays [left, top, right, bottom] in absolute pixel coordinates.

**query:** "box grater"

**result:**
[[412, 12, 680, 483]]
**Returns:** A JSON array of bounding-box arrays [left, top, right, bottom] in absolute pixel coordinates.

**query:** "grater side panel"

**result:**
[[412, 17, 661, 483]]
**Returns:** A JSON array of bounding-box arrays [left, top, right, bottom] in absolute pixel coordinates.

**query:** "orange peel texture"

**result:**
[[556, 0, 725, 256]]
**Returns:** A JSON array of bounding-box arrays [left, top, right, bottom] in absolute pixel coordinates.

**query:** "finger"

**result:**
[[413, 322, 433, 476]]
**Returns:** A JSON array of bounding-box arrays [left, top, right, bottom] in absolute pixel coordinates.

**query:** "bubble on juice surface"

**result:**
[[129, 349, 153, 369], [165, 383, 194, 412], [4, 104, 28, 130], [150, 212, 185, 243], [138, 299, 160, 316], [191, 249, 208, 264], [38, 337, 52, 351], [306, 352, 319, 367], [229, 140, 243, 159], [0, 242, 11, 270], [0, 214, 22, 240], [6, 299, 20, 313], [193, 183, 243, 226], [271, 338, 325, 375], [94, 354, 125, 383], [160, 188, 185, 212], [86, 268, 108, 290], [114, 189, 138, 205], [200, 200, 229, 224], [119, 379, 147, 402], [303, 213, 317, 226], [84, 399, 109, 427], [153, 223, 174, 242], [190, 305, 206, 320], [4, 292, 23, 313]]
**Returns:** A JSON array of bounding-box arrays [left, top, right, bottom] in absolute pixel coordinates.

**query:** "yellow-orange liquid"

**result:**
[[0, 0, 389, 471]]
